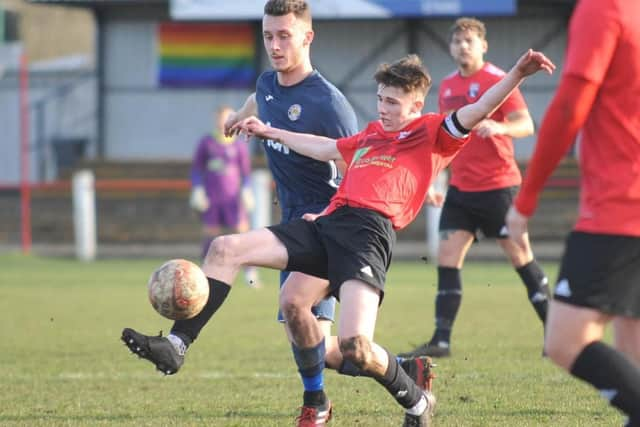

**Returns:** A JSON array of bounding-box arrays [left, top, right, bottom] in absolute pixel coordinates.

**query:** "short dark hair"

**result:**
[[264, 0, 311, 24], [449, 17, 486, 41], [374, 54, 432, 98]]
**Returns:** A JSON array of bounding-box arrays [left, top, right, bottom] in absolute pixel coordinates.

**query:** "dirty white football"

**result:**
[[147, 259, 209, 320]]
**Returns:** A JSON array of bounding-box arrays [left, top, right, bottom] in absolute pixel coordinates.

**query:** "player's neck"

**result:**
[[277, 61, 314, 87], [458, 60, 485, 77]]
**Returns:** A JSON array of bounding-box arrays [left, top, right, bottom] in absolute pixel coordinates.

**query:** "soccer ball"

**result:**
[[147, 259, 209, 320]]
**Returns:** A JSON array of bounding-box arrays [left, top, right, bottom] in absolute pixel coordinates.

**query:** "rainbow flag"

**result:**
[[157, 22, 256, 88]]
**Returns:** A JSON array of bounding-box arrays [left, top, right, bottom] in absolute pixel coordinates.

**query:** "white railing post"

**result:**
[[426, 171, 448, 260], [72, 169, 97, 261]]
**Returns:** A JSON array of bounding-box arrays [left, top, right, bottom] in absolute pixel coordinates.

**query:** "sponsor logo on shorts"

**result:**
[[360, 265, 374, 277]]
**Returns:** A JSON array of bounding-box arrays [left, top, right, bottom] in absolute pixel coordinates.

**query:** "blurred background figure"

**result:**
[[190, 104, 260, 288], [399, 17, 549, 359], [507, 0, 640, 423]]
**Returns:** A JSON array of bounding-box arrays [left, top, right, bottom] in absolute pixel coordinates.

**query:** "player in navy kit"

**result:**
[[223, 0, 360, 394]]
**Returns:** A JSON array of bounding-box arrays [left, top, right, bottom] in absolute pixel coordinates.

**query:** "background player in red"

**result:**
[[189, 105, 260, 287], [507, 0, 640, 423], [228, 49, 553, 426], [400, 18, 550, 359]]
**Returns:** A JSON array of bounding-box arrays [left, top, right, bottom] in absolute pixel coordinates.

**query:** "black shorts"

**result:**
[[267, 205, 396, 302], [555, 231, 640, 317], [439, 186, 517, 239]]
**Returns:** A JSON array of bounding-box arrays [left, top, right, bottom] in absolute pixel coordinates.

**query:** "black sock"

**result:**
[[430, 266, 462, 345], [570, 341, 640, 420], [374, 349, 422, 409], [303, 390, 327, 407], [170, 277, 231, 346], [515, 260, 550, 324]]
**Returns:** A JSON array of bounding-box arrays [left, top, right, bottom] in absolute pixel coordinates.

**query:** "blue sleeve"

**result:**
[[322, 95, 359, 139]]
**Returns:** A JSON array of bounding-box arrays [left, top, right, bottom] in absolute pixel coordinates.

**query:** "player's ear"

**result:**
[[482, 39, 488, 55], [412, 99, 424, 114], [304, 29, 314, 46]]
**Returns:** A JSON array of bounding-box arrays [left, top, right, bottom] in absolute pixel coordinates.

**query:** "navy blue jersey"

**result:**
[[256, 70, 358, 209]]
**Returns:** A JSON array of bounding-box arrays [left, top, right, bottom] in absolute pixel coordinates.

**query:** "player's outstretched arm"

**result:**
[[232, 116, 342, 162], [457, 50, 555, 130], [224, 93, 257, 137]]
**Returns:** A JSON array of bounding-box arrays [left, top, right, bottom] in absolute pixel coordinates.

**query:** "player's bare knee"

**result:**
[[339, 335, 374, 370], [507, 249, 532, 267], [280, 293, 306, 324], [205, 235, 240, 268], [501, 239, 533, 267]]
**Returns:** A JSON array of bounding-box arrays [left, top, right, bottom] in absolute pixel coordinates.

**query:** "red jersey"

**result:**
[[516, 0, 640, 236], [439, 62, 527, 191], [326, 114, 468, 230]]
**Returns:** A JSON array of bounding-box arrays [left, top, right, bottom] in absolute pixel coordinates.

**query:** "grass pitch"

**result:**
[[1, 253, 621, 426]]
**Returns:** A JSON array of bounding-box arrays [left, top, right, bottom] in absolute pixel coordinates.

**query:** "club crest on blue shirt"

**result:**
[[288, 104, 302, 121], [468, 83, 480, 98]]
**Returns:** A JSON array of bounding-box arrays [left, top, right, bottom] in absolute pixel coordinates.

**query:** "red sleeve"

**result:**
[[515, 75, 600, 215], [564, 0, 620, 84], [336, 131, 363, 165], [434, 115, 469, 157]]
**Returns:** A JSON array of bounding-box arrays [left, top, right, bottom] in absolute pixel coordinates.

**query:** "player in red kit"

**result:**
[[224, 50, 553, 426], [400, 18, 550, 359], [507, 0, 640, 424]]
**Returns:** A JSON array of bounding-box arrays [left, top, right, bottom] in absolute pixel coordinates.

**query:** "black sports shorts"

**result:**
[[439, 185, 518, 239], [268, 205, 395, 302], [554, 231, 640, 318]]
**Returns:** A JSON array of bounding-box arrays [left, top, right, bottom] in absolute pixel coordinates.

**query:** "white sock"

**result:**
[[167, 334, 187, 356], [405, 395, 427, 416]]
